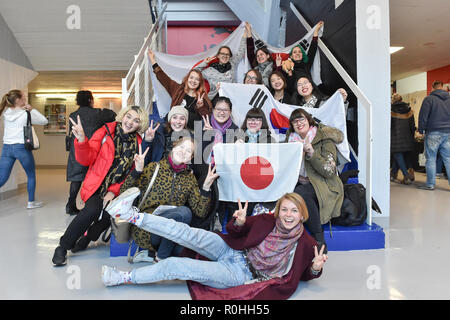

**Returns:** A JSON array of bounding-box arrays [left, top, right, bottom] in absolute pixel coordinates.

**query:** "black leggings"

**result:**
[[293, 182, 322, 235], [59, 189, 110, 250], [66, 181, 82, 209]]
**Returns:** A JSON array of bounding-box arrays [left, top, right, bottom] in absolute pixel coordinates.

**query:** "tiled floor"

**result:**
[[0, 168, 449, 300]]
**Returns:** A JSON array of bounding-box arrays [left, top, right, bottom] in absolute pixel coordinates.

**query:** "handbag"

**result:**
[[110, 162, 160, 245], [23, 111, 40, 151]]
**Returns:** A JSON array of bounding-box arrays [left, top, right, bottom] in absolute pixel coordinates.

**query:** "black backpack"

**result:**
[[331, 170, 381, 226]]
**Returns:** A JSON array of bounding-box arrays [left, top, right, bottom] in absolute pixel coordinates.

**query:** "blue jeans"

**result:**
[[424, 132, 450, 187], [391, 152, 409, 176], [131, 213, 254, 289], [150, 206, 192, 259], [0, 144, 36, 201]]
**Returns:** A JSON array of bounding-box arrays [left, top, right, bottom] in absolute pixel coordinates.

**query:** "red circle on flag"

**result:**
[[240, 156, 274, 190]]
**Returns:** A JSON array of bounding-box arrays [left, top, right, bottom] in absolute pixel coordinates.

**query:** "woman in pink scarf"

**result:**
[[101, 191, 327, 300]]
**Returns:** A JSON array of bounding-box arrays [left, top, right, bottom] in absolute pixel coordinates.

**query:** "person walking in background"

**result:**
[[417, 80, 450, 190], [65, 90, 116, 215], [390, 93, 416, 184], [0, 89, 48, 209]]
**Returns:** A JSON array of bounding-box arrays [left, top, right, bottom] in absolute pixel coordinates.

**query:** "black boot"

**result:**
[[65, 203, 80, 216], [52, 246, 67, 266], [71, 236, 90, 253], [313, 231, 328, 254]]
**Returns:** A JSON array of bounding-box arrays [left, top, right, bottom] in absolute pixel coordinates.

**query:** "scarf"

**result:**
[[255, 60, 272, 74], [246, 218, 304, 279], [100, 123, 138, 198], [303, 94, 319, 109], [210, 113, 233, 144], [246, 129, 261, 143], [167, 155, 187, 173], [209, 61, 232, 73]]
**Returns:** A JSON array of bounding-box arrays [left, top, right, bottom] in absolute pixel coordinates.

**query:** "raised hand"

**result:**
[[233, 199, 248, 227], [148, 48, 156, 64], [338, 88, 348, 102], [314, 21, 324, 37], [197, 93, 205, 108], [303, 135, 314, 157], [202, 114, 213, 131], [133, 144, 149, 173], [312, 244, 328, 272], [245, 21, 252, 38], [204, 56, 216, 64], [69, 115, 86, 142], [275, 53, 283, 67], [203, 163, 220, 191], [144, 120, 160, 142]]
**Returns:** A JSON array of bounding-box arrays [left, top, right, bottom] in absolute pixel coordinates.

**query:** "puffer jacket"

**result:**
[[391, 101, 415, 153], [74, 122, 142, 202]]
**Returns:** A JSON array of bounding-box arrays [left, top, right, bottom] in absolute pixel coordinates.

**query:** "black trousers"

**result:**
[[66, 181, 82, 210], [293, 181, 323, 236], [59, 189, 111, 250]]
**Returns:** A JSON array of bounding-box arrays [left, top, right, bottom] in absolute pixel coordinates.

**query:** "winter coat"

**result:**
[[74, 122, 142, 202], [196, 37, 247, 100], [287, 123, 344, 224], [66, 106, 116, 181], [390, 101, 416, 153], [152, 63, 212, 130], [418, 89, 450, 134], [121, 158, 211, 250], [185, 213, 321, 300]]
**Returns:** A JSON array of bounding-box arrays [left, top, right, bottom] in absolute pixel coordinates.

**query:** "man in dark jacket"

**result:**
[[417, 81, 450, 190], [390, 94, 416, 184], [65, 90, 116, 214]]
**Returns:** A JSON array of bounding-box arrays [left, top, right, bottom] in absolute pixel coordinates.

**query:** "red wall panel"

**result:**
[[427, 65, 450, 94], [166, 26, 236, 56]]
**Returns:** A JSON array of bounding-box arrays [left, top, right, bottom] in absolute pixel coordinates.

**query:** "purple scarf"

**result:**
[[247, 219, 304, 279], [210, 114, 233, 144], [167, 156, 187, 173]]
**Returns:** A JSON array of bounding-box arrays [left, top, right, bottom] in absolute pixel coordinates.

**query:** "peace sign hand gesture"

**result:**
[[275, 53, 283, 67], [202, 114, 213, 131], [197, 93, 205, 108], [232, 199, 248, 227], [144, 120, 160, 142], [312, 244, 328, 272], [69, 115, 86, 142], [133, 144, 149, 173], [202, 163, 220, 191]]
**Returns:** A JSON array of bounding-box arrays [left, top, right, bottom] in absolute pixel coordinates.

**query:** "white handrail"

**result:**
[[290, 2, 374, 225], [122, 2, 168, 110]]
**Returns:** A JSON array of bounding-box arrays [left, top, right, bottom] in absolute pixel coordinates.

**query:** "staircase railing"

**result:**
[[290, 2, 374, 225], [122, 2, 168, 113]]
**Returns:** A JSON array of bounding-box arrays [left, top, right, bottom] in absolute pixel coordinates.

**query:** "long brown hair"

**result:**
[[0, 90, 22, 116], [182, 69, 207, 97]]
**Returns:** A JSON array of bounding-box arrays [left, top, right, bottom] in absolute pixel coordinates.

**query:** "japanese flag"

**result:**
[[213, 142, 303, 202]]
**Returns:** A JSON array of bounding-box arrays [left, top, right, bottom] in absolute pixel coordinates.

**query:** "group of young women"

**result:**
[[0, 21, 349, 300]]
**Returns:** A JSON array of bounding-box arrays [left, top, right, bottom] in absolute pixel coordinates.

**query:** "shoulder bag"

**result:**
[[24, 111, 40, 151]]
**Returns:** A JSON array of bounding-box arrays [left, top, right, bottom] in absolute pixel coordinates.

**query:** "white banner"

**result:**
[[150, 22, 323, 117], [214, 142, 303, 202]]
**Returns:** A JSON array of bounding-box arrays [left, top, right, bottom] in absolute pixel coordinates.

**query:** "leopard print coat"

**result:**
[[120, 158, 211, 250]]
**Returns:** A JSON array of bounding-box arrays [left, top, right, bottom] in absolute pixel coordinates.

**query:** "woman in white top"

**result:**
[[0, 90, 48, 209]]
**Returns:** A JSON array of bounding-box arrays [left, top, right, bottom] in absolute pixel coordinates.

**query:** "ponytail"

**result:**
[[0, 90, 22, 116]]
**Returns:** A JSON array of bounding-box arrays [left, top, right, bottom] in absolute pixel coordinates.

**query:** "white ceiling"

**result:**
[[0, 0, 449, 80], [389, 0, 450, 80]]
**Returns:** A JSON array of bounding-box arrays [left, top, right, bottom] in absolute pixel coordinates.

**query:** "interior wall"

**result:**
[[427, 64, 450, 94]]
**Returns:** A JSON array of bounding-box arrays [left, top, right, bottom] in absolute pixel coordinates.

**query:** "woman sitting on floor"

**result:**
[[102, 191, 327, 300]]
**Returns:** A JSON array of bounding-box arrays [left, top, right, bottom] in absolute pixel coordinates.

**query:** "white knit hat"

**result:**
[[168, 100, 189, 122]]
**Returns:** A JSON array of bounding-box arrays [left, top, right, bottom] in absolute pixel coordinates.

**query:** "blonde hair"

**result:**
[[115, 105, 149, 133], [273, 193, 309, 222], [1, 89, 22, 116]]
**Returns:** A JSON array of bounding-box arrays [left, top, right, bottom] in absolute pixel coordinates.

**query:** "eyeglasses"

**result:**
[[247, 117, 262, 123], [214, 108, 231, 113], [291, 117, 307, 125], [218, 52, 231, 57], [245, 76, 258, 82]]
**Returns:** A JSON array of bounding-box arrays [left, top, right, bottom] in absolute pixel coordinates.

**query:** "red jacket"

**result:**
[[185, 214, 322, 300], [74, 122, 142, 202]]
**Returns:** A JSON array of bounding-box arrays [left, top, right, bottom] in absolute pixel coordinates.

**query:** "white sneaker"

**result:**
[[27, 201, 44, 209], [132, 250, 156, 263], [105, 187, 141, 221], [101, 265, 124, 287]]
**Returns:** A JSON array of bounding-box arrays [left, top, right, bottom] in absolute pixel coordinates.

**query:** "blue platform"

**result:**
[[323, 222, 385, 251]]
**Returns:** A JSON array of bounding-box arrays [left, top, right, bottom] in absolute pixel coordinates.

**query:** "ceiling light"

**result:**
[[390, 47, 404, 54]]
